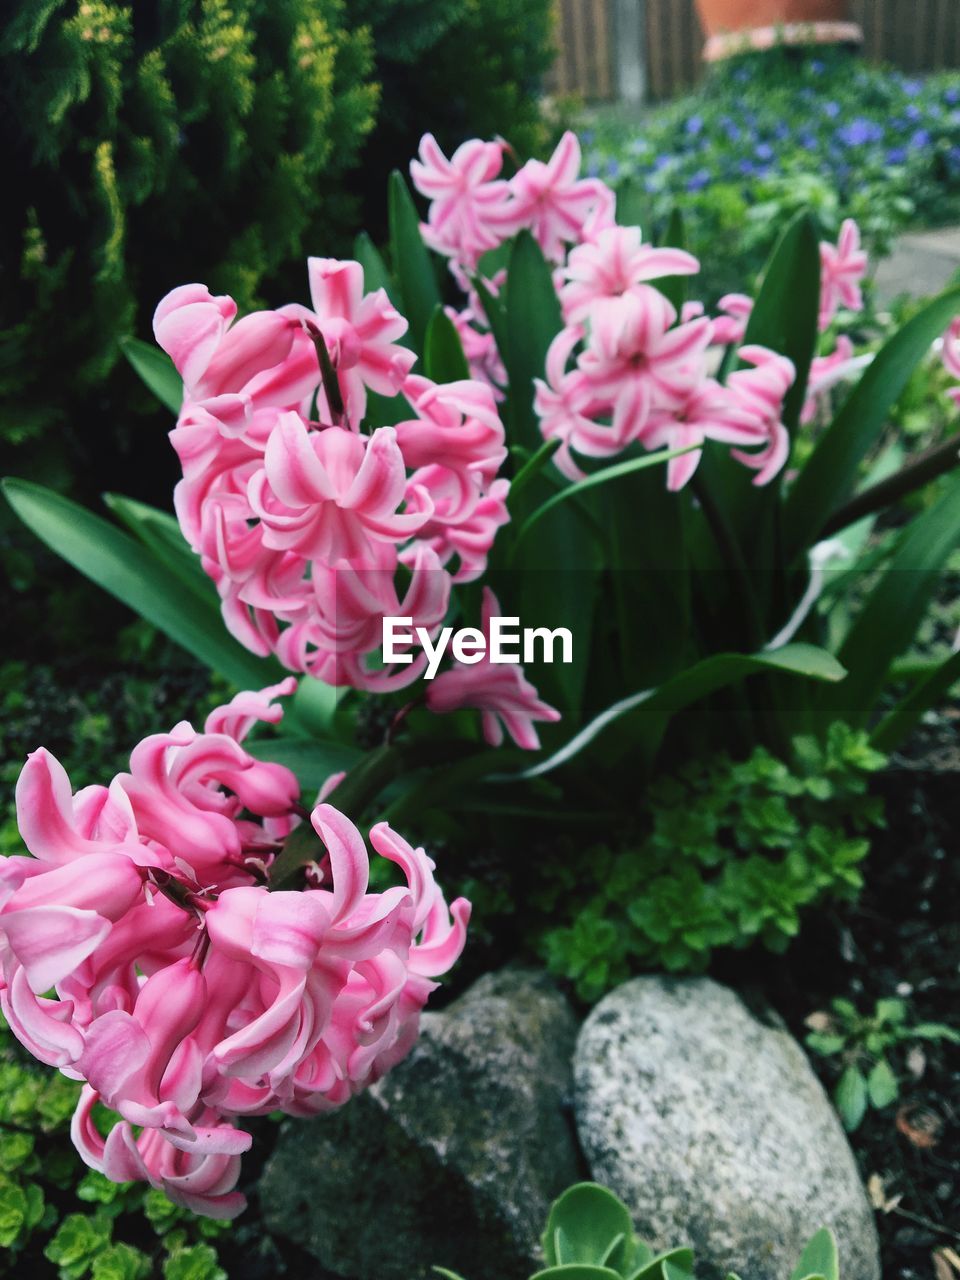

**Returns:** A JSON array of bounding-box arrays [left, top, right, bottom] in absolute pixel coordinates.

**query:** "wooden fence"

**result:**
[[550, 0, 960, 101]]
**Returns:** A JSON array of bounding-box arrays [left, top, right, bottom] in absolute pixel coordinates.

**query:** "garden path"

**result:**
[[875, 225, 960, 300]]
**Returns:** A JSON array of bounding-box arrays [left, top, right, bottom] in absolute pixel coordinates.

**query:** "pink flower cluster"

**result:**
[[157, 260, 511, 694], [1, 684, 469, 1217], [412, 132, 796, 490], [940, 316, 960, 407]]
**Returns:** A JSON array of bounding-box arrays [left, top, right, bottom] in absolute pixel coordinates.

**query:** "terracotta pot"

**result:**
[[694, 0, 862, 61]]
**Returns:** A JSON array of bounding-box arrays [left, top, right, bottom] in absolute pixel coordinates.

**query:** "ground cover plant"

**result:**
[[3, 112, 960, 1276], [580, 49, 960, 301], [437, 1181, 843, 1280]]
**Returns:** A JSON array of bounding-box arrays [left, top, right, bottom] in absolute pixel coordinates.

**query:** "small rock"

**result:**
[[260, 968, 582, 1280], [574, 976, 881, 1280]]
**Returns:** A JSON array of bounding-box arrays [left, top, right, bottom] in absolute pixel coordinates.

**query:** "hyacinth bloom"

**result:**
[[819, 219, 868, 331], [294, 257, 417, 423], [561, 225, 699, 326], [426, 589, 560, 750], [411, 134, 515, 266], [505, 131, 612, 264], [3, 686, 469, 1218], [156, 259, 512, 695]]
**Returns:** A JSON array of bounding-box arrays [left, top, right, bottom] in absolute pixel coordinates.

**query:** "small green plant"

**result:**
[[806, 996, 960, 1132], [435, 1181, 841, 1279], [539, 724, 885, 1000]]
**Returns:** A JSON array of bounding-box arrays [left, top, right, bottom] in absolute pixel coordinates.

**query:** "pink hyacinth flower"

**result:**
[[507, 132, 611, 263], [561, 225, 699, 326], [644, 377, 771, 491], [942, 316, 960, 381], [248, 416, 432, 563], [727, 345, 796, 486], [295, 258, 417, 424], [819, 219, 868, 332], [426, 588, 561, 750], [411, 134, 515, 267], [580, 285, 712, 410], [712, 294, 755, 347]]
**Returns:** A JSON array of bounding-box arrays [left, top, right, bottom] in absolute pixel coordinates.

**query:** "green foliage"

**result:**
[[806, 996, 960, 1131], [1, 0, 379, 452], [582, 49, 960, 300], [354, 0, 553, 183], [436, 1182, 841, 1279], [539, 725, 885, 1000]]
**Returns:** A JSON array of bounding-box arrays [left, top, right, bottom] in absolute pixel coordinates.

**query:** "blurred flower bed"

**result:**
[[581, 49, 960, 301]]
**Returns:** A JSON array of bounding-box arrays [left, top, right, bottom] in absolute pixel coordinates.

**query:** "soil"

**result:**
[[744, 745, 960, 1279]]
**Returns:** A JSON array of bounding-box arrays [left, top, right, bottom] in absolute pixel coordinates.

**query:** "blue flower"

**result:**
[[903, 78, 922, 97], [686, 168, 710, 192], [580, 128, 595, 146], [809, 59, 825, 74], [909, 128, 931, 150], [738, 159, 756, 176], [823, 101, 841, 119], [686, 114, 704, 136], [755, 142, 774, 161], [606, 158, 621, 178], [836, 119, 883, 146], [885, 147, 907, 165], [946, 88, 960, 107]]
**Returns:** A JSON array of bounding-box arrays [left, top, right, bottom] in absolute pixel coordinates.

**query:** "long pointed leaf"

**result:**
[[103, 493, 212, 599], [496, 644, 846, 780], [510, 445, 699, 556], [388, 170, 440, 351], [836, 472, 960, 726], [784, 286, 960, 558], [119, 336, 182, 414], [424, 305, 470, 382], [3, 479, 281, 690], [871, 648, 960, 753], [504, 230, 564, 448]]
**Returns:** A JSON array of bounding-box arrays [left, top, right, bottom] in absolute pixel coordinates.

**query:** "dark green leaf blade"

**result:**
[[784, 286, 960, 558], [424, 306, 470, 382], [119, 336, 182, 414], [388, 170, 441, 351], [3, 479, 281, 690]]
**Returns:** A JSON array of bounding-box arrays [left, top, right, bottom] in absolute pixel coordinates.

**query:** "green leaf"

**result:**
[[629, 1248, 695, 1279], [3, 479, 280, 690], [471, 273, 508, 358], [834, 1065, 868, 1131], [500, 644, 846, 780], [245, 737, 362, 794], [911, 1022, 960, 1044], [119, 336, 182, 414], [510, 446, 700, 556], [424, 306, 470, 382], [353, 231, 394, 296], [388, 170, 440, 351], [655, 208, 689, 313], [783, 285, 960, 558], [866, 1057, 899, 1109], [790, 1228, 839, 1280], [871, 647, 960, 753], [615, 177, 646, 228], [288, 677, 340, 739], [530, 1268, 624, 1280], [542, 1184, 635, 1269], [507, 438, 562, 511], [103, 494, 212, 599], [432, 1270, 468, 1280], [741, 211, 821, 433], [504, 229, 564, 448], [835, 472, 960, 726]]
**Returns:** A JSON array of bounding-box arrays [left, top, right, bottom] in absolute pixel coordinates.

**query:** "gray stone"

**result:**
[[574, 977, 880, 1280], [874, 226, 960, 302], [260, 968, 583, 1280]]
